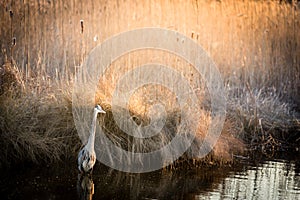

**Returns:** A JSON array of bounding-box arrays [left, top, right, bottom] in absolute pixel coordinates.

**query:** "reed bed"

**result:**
[[0, 67, 78, 168], [0, 0, 299, 168]]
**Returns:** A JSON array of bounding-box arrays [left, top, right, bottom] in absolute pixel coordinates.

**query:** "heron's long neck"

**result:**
[[87, 111, 98, 150]]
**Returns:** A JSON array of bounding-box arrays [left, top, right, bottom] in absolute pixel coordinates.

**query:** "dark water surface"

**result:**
[[1, 152, 300, 200]]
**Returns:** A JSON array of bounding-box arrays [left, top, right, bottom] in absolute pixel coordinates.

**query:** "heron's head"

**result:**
[[95, 105, 106, 114]]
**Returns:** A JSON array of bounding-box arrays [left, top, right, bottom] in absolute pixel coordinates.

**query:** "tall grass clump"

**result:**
[[0, 62, 78, 168], [227, 86, 300, 152]]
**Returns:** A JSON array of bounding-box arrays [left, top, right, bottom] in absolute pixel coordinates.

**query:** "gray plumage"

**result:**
[[78, 105, 106, 173]]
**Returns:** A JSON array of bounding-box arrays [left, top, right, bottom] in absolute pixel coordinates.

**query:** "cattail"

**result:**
[[80, 20, 84, 34], [12, 37, 16, 46]]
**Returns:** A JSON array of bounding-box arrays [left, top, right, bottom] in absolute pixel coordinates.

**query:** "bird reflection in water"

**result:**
[[77, 173, 95, 200]]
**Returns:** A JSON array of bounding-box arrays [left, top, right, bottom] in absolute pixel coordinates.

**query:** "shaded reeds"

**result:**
[[0, 72, 78, 168], [227, 85, 300, 152]]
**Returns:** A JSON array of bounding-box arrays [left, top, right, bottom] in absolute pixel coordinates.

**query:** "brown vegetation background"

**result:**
[[0, 0, 299, 96], [0, 0, 299, 167]]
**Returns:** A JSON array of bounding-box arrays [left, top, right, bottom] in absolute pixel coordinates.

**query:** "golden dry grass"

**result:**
[[0, 72, 78, 167], [0, 0, 299, 167]]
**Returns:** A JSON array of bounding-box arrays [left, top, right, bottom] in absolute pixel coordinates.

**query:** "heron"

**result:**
[[78, 105, 106, 173]]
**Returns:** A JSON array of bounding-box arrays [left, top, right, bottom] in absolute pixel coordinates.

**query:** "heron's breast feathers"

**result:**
[[78, 148, 96, 172]]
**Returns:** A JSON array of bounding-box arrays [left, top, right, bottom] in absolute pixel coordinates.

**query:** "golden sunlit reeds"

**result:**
[[0, 0, 299, 167]]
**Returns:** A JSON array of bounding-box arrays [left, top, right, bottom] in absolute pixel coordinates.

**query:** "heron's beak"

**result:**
[[100, 110, 106, 114]]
